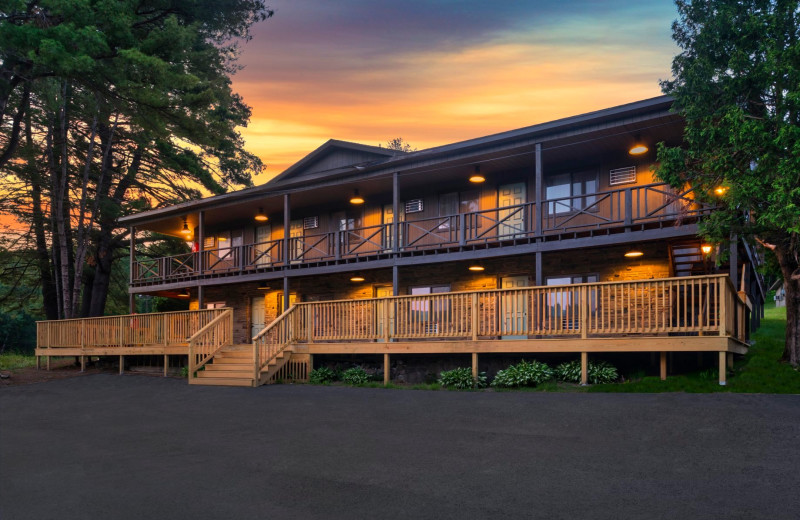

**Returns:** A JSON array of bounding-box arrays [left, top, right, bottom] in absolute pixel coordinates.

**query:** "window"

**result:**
[[546, 171, 598, 214], [217, 230, 230, 258], [439, 191, 479, 230], [409, 285, 450, 331]]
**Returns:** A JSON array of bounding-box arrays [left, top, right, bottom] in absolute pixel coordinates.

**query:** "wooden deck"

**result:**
[[37, 275, 749, 386]]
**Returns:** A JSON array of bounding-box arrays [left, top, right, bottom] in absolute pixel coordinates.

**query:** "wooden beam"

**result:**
[[392, 171, 399, 253], [392, 264, 399, 296], [283, 276, 290, 312], [198, 210, 205, 274], [471, 352, 478, 379], [383, 353, 390, 386], [198, 285, 204, 309], [660, 352, 667, 381], [729, 234, 738, 286], [718, 351, 727, 386], [164, 354, 168, 377], [535, 251, 542, 286], [80, 355, 86, 372], [535, 143, 542, 235], [119, 355, 124, 375], [580, 352, 588, 385], [283, 193, 290, 266]]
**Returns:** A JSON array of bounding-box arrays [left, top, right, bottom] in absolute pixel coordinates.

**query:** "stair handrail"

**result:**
[[253, 305, 298, 381], [187, 308, 233, 379]]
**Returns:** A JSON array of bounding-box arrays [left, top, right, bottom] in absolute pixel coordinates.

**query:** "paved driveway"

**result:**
[[2, 375, 799, 519]]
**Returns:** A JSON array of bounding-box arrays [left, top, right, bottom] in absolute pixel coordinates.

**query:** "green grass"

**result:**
[[589, 305, 800, 393], [0, 353, 37, 371]]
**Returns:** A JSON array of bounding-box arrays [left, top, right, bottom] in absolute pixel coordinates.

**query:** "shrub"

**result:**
[[555, 359, 619, 385], [491, 359, 554, 388], [438, 367, 487, 389], [341, 367, 370, 385], [309, 366, 337, 384]]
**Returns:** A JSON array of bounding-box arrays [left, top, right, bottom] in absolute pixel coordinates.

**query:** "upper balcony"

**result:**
[[130, 181, 711, 288]]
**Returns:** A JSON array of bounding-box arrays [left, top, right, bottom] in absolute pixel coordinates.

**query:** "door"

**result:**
[[382, 205, 400, 251], [375, 285, 394, 339], [250, 296, 266, 340], [254, 225, 272, 266], [290, 219, 303, 262], [501, 275, 528, 338], [498, 183, 526, 237]]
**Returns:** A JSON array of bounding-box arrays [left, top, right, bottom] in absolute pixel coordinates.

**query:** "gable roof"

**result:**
[[268, 139, 405, 185]]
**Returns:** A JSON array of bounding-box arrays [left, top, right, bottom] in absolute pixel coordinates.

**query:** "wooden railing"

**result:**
[[37, 308, 228, 349], [253, 305, 306, 380], [187, 308, 233, 377], [289, 275, 746, 344], [131, 182, 713, 286]]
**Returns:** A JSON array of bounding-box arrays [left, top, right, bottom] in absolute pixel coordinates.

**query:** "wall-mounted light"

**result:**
[[624, 249, 644, 258], [180, 217, 192, 237], [350, 189, 365, 205], [468, 263, 485, 272], [714, 186, 728, 196], [469, 165, 485, 184], [255, 207, 268, 222], [701, 244, 713, 255], [350, 273, 365, 282]]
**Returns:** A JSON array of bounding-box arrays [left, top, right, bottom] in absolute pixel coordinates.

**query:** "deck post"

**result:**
[[471, 352, 478, 379], [383, 353, 390, 386], [283, 276, 290, 311], [382, 300, 390, 342], [458, 213, 466, 246], [471, 293, 479, 341], [580, 285, 588, 339], [129, 225, 135, 287], [660, 352, 667, 380], [535, 143, 542, 236], [392, 265, 399, 296], [163, 354, 168, 377], [80, 355, 85, 372], [307, 305, 314, 343], [46, 356, 50, 371], [624, 188, 633, 228], [718, 279, 727, 337], [580, 352, 588, 385], [198, 285, 204, 310], [727, 352, 734, 370], [119, 355, 124, 375], [198, 210, 205, 274], [535, 252, 542, 286], [718, 351, 727, 386]]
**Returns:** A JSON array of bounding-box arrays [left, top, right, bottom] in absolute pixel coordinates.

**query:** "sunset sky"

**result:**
[[233, 0, 680, 184]]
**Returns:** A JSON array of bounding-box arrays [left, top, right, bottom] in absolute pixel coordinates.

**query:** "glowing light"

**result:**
[[628, 144, 648, 155], [180, 217, 192, 236], [255, 207, 268, 221], [714, 186, 728, 196], [624, 250, 644, 258], [350, 274, 365, 282], [468, 264, 485, 271], [350, 189, 365, 205], [701, 244, 712, 255]]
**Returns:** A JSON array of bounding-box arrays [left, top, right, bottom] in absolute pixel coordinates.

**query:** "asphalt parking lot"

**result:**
[[2, 375, 799, 519]]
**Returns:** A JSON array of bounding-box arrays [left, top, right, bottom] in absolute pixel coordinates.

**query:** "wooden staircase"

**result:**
[[670, 240, 706, 277], [189, 344, 294, 387]]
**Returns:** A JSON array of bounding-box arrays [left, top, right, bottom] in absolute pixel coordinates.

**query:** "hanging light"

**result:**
[[628, 134, 648, 155], [350, 189, 365, 205], [469, 165, 485, 183], [255, 207, 268, 222], [350, 273, 365, 282], [624, 249, 644, 258], [701, 244, 713, 255], [468, 263, 485, 272], [180, 217, 192, 236]]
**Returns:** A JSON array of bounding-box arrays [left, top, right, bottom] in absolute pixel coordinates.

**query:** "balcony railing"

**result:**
[[131, 182, 711, 285]]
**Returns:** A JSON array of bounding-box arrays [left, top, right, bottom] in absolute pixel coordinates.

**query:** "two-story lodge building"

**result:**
[[35, 96, 765, 387]]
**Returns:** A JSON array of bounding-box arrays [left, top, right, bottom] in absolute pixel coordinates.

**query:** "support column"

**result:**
[[283, 193, 291, 266], [471, 352, 478, 379], [129, 293, 135, 314], [660, 352, 667, 381], [164, 355, 169, 377], [718, 351, 727, 386], [535, 251, 542, 286], [580, 352, 588, 385], [283, 276, 290, 311], [198, 210, 205, 274], [119, 355, 124, 375], [383, 353, 390, 386], [80, 355, 86, 372], [392, 172, 400, 253], [198, 285, 204, 309], [393, 264, 400, 296], [46, 356, 50, 371], [535, 143, 542, 236]]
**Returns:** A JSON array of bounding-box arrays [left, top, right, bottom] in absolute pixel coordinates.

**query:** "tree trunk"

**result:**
[[774, 242, 800, 367]]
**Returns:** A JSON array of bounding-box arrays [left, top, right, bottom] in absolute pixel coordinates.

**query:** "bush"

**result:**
[[341, 367, 370, 385], [491, 359, 554, 388], [309, 366, 337, 384], [555, 359, 619, 385], [438, 367, 487, 389]]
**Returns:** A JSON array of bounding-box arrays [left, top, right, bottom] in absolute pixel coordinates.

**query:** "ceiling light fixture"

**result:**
[[180, 217, 192, 236], [469, 165, 485, 183], [350, 189, 365, 205], [350, 273, 365, 282], [624, 249, 644, 258], [628, 134, 648, 155], [255, 207, 268, 222], [468, 263, 485, 272]]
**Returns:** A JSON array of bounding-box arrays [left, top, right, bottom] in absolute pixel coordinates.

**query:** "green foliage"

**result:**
[[491, 360, 554, 388], [656, 0, 800, 363], [438, 367, 487, 389], [555, 360, 619, 385], [341, 367, 370, 386], [0, 310, 37, 355], [309, 367, 337, 385]]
